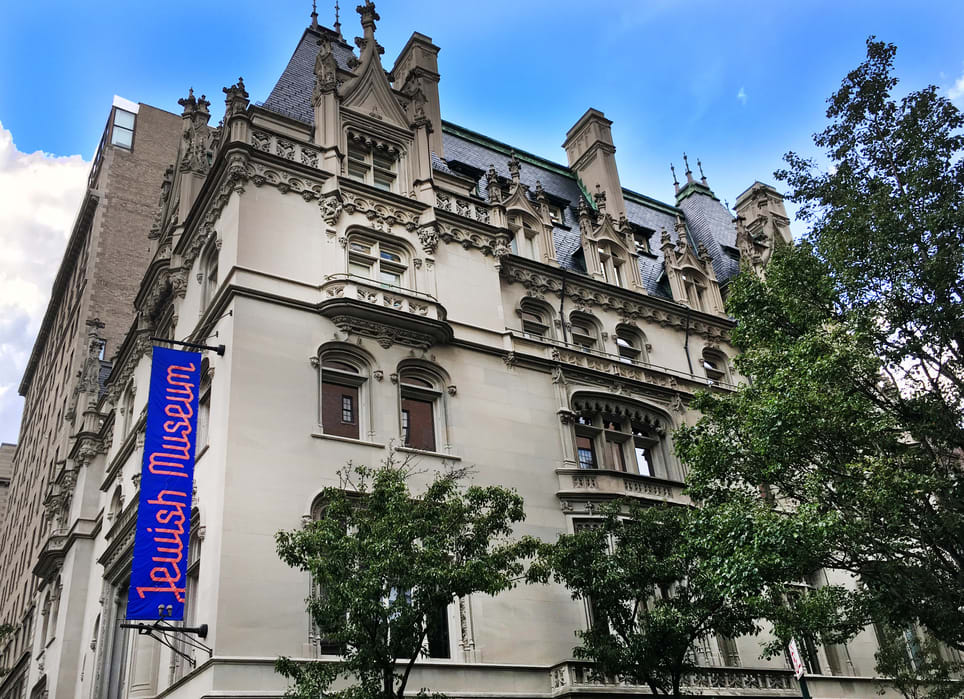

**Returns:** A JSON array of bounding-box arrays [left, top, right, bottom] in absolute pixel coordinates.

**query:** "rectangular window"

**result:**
[[634, 444, 653, 476], [426, 602, 451, 658], [607, 437, 627, 472], [401, 397, 435, 451], [576, 436, 596, 469], [110, 109, 135, 149], [322, 382, 359, 439]]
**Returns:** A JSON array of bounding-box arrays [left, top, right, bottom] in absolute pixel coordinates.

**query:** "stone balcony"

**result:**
[[319, 275, 452, 349], [557, 468, 690, 507], [549, 660, 798, 697]]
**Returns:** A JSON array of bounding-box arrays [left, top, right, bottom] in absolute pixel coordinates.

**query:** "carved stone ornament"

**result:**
[[417, 223, 439, 255], [330, 315, 434, 350], [320, 192, 343, 226], [342, 190, 418, 233], [222, 76, 250, 118]]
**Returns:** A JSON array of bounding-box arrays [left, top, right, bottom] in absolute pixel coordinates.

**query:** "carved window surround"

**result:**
[[500, 256, 732, 342]]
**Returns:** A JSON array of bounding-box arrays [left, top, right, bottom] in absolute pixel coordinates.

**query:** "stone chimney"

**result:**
[[563, 108, 626, 219], [391, 32, 443, 157]]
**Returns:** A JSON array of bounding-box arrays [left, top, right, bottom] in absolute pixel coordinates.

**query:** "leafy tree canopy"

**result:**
[[275, 455, 537, 699], [675, 37, 964, 652], [527, 498, 846, 698]]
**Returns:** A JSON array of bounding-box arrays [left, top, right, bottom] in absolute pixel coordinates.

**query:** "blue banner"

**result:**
[[127, 346, 202, 620]]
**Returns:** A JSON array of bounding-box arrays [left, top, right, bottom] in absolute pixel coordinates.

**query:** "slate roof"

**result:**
[[262, 27, 356, 124], [260, 25, 742, 298]]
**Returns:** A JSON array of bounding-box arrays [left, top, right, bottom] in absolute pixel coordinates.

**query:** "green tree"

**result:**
[[874, 627, 964, 699], [675, 38, 964, 652], [527, 498, 841, 698], [275, 454, 537, 699]]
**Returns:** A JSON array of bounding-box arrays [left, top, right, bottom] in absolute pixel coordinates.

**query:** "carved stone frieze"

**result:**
[[501, 259, 730, 342], [435, 190, 490, 224], [329, 315, 434, 350], [341, 190, 418, 233], [437, 223, 501, 256]]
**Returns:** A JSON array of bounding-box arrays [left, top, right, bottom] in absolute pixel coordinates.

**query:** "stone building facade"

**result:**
[[0, 443, 13, 540], [0, 98, 182, 698], [0, 6, 914, 699]]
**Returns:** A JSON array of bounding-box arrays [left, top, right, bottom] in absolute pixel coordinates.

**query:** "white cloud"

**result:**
[[948, 65, 964, 101], [737, 87, 747, 105], [0, 122, 89, 443]]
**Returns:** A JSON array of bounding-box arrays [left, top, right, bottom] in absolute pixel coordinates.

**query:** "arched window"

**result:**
[[175, 512, 202, 678], [120, 382, 135, 439], [702, 348, 730, 384], [319, 348, 370, 440], [200, 241, 219, 310], [682, 270, 709, 312], [569, 312, 601, 351], [569, 396, 674, 479], [596, 241, 626, 287], [518, 298, 554, 339], [509, 213, 541, 260], [347, 236, 408, 289], [615, 325, 647, 364], [398, 364, 447, 453], [107, 486, 124, 524]]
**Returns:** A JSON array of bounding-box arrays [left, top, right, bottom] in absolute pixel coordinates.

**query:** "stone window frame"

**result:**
[[317, 345, 374, 443], [518, 297, 555, 340], [396, 361, 452, 455], [346, 234, 410, 291]]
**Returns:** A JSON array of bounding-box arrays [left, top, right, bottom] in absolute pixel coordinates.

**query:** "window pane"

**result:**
[[341, 395, 355, 424], [634, 444, 653, 476], [349, 241, 371, 254], [380, 250, 402, 263], [401, 397, 435, 451], [113, 109, 135, 129], [322, 360, 359, 373], [322, 382, 359, 439], [401, 375, 433, 388], [372, 150, 395, 171], [379, 270, 401, 286], [373, 171, 394, 191], [347, 161, 369, 181], [576, 436, 596, 469], [349, 261, 372, 278], [426, 602, 451, 658], [607, 438, 627, 472], [111, 126, 133, 148]]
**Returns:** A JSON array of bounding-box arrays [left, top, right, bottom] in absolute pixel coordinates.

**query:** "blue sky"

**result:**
[[0, 0, 963, 442]]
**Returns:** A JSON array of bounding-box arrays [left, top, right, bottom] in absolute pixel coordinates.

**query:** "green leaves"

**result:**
[[678, 36, 964, 659], [275, 455, 537, 699]]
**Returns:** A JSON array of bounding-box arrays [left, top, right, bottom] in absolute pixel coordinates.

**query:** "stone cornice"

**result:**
[[500, 256, 733, 341]]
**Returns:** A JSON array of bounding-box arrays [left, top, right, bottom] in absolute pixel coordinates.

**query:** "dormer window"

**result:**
[[702, 349, 730, 384], [682, 271, 708, 312], [569, 312, 600, 351], [346, 135, 398, 191], [596, 242, 626, 287], [509, 214, 541, 260], [633, 229, 652, 255], [548, 205, 566, 225]]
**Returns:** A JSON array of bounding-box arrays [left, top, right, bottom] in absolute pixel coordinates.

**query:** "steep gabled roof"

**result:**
[[258, 25, 743, 297]]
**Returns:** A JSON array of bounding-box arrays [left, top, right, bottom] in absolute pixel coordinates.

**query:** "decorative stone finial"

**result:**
[[357, 0, 379, 41], [311, 0, 319, 30], [314, 39, 339, 100], [535, 180, 547, 205], [697, 158, 707, 185], [334, 0, 342, 35], [507, 151, 521, 183], [683, 153, 695, 184], [577, 196, 593, 230], [698, 242, 711, 261], [178, 88, 211, 121], [670, 163, 679, 194], [223, 77, 249, 117], [660, 228, 673, 251]]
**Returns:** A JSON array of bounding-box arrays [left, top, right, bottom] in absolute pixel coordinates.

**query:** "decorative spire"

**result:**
[[311, 0, 319, 30], [357, 0, 378, 42], [178, 88, 211, 122], [507, 150, 521, 184], [697, 158, 707, 186], [334, 0, 342, 35], [577, 196, 593, 230], [683, 153, 695, 184], [223, 77, 250, 117], [670, 163, 679, 194]]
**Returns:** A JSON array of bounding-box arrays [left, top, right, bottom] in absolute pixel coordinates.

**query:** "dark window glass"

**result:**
[[341, 395, 354, 424], [426, 602, 450, 658], [576, 436, 596, 469], [322, 382, 359, 439], [401, 397, 435, 451]]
